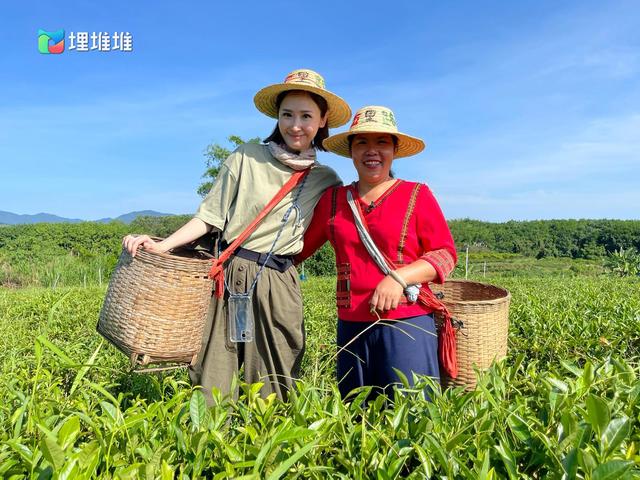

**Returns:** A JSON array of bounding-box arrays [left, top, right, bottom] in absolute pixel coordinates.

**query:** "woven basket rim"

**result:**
[[128, 234, 214, 263], [432, 279, 511, 305], [134, 248, 213, 264]]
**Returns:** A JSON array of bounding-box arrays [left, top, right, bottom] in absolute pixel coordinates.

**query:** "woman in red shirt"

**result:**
[[296, 105, 457, 399]]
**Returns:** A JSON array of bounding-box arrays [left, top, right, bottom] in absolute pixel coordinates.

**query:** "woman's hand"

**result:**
[[370, 275, 405, 312], [121, 219, 213, 257], [122, 235, 168, 257]]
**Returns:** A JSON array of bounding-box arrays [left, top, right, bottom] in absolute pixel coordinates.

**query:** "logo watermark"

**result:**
[[38, 29, 133, 54], [38, 29, 65, 54]]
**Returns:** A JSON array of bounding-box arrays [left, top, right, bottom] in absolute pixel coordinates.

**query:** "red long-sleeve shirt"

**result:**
[[297, 180, 457, 321]]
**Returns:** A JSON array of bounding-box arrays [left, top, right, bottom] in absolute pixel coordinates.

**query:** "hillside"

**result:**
[[0, 209, 172, 225]]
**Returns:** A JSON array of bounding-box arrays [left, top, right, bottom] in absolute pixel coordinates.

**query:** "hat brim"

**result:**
[[323, 130, 426, 158], [253, 84, 351, 128]]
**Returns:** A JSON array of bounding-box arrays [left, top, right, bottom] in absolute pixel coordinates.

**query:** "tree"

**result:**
[[197, 135, 261, 197], [605, 248, 640, 277]]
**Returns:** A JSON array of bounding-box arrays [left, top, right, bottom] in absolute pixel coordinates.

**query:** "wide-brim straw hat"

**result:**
[[253, 69, 351, 128], [323, 105, 426, 158]]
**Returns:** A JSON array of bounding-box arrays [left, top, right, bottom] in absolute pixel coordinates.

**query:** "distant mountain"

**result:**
[[0, 210, 172, 225], [0, 210, 83, 225], [95, 210, 173, 224]]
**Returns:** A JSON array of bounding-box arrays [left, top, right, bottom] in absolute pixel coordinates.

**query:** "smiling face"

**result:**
[[350, 133, 397, 186], [277, 92, 328, 152]]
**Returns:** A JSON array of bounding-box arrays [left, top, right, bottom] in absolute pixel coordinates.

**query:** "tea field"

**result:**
[[0, 275, 639, 478]]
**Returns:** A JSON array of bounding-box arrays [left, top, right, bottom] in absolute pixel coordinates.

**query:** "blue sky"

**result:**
[[1, 0, 638, 221]]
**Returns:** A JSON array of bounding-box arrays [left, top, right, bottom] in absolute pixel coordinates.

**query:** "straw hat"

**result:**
[[323, 105, 425, 158], [253, 69, 351, 128]]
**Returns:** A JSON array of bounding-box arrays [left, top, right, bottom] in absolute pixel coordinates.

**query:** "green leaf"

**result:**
[[586, 395, 610, 435], [11, 403, 27, 440], [270, 426, 314, 445], [413, 443, 433, 478], [86, 382, 119, 404], [58, 458, 79, 480], [308, 419, 326, 431], [58, 416, 81, 450], [561, 448, 578, 479], [478, 450, 491, 480], [423, 434, 450, 474], [560, 360, 582, 377], [266, 440, 317, 480], [602, 416, 631, 457], [77, 440, 100, 469], [253, 426, 313, 474], [69, 340, 102, 396], [6, 440, 33, 466], [574, 422, 592, 449], [591, 460, 634, 480], [548, 377, 569, 393], [100, 401, 118, 424], [224, 443, 243, 463], [445, 429, 472, 451], [495, 441, 518, 480], [581, 361, 594, 388], [189, 390, 208, 430], [507, 413, 531, 442], [160, 460, 174, 480], [36, 335, 74, 366], [392, 367, 410, 388], [392, 402, 408, 432], [376, 469, 391, 480], [40, 435, 65, 471], [477, 381, 499, 409], [579, 449, 598, 472]]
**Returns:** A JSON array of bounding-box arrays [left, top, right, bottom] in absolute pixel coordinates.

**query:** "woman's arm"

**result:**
[[370, 260, 437, 311], [395, 259, 438, 284], [123, 218, 215, 257], [294, 188, 333, 265], [123, 149, 242, 257], [370, 184, 456, 311]]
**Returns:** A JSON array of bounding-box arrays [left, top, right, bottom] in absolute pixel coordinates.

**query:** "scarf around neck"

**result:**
[[268, 142, 316, 171]]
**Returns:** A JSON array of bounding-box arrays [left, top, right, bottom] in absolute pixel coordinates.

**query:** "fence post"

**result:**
[[465, 246, 469, 279], [299, 262, 307, 281]]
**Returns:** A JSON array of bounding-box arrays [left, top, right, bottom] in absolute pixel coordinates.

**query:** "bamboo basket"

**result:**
[[97, 242, 214, 371], [432, 280, 510, 389]]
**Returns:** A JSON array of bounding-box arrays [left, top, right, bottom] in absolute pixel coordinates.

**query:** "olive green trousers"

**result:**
[[189, 255, 304, 404]]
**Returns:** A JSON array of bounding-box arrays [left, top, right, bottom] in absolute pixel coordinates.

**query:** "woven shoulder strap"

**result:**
[[208, 168, 310, 297]]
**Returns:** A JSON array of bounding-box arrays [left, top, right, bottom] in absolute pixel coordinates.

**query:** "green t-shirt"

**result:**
[[195, 143, 341, 255]]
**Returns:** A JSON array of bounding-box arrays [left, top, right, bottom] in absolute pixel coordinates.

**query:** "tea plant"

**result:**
[[0, 276, 638, 478]]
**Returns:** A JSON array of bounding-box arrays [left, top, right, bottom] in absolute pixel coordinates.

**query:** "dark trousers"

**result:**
[[336, 314, 440, 400]]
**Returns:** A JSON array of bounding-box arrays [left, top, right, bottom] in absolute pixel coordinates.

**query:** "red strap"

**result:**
[[350, 184, 458, 378], [208, 168, 310, 298]]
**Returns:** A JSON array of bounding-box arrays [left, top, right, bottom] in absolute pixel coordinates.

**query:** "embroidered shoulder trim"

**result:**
[[397, 183, 422, 263], [329, 186, 339, 260], [336, 263, 351, 308], [422, 248, 456, 283]]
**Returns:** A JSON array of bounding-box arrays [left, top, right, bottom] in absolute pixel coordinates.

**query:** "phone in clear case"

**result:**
[[227, 293, 254, 342]]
